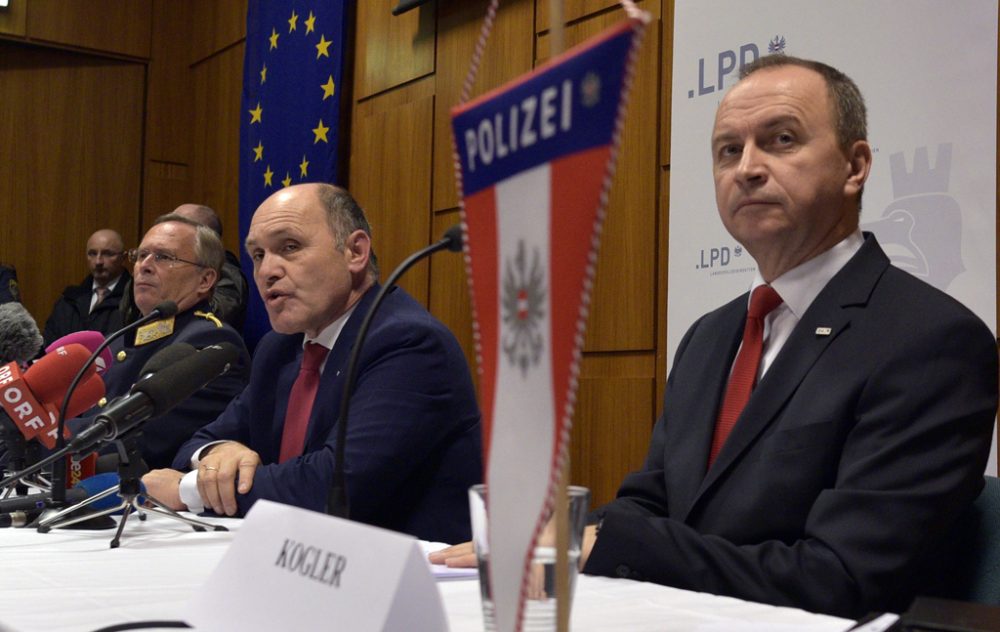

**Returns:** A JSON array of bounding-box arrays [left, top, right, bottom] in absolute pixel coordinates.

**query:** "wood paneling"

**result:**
[[431, 209, 478, 390], [350, 93, 436, 304], [0, 0, 27, 37], [432, 0, 535, 211], [538, 8, 661, 352], [145, 0, 193, 166], [354, 0, 435, 100], [190, 0, 246, 66], [0, 42, 143, 325], [189, 43, 244, 255], [24, 0, 151, 59], [571, 373, 654, 506]]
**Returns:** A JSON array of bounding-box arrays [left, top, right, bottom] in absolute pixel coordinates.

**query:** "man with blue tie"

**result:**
[[143, 183, 482, 543]]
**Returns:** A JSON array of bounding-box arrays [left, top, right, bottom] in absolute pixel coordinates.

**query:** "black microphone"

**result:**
[[326, 225, 464, 519], [49, 301, 178, 504], [0, 302, 43, 364], [0, 341, 237, 489], [67, 342, 238, 453], [0, 488, 89, 514]]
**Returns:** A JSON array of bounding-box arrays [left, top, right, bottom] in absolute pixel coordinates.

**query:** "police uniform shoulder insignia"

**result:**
[[135, 316, 176, 346], [194, 310, 223, 328]]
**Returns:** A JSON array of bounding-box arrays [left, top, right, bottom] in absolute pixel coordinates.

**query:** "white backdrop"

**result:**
[[668, 0, 999, 473]]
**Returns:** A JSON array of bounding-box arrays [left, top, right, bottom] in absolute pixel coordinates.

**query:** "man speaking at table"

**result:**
[[433, 56, 998, 617], [143, 183, 482, 544]]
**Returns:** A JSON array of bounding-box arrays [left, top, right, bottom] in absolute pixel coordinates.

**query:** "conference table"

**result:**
[[0, 510, 854, 631]]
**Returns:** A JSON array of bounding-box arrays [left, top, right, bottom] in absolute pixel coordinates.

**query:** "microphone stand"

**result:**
[[0, 418, 48, 498], [48, 302, 178, 506], [327, 225, 463, 519], [36, 430, 227, 548]]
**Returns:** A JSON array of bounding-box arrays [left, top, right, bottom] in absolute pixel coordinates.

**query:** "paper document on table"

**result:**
[[421, 541, 478, 581]]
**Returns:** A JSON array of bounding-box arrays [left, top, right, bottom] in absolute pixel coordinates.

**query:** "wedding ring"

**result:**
[[202, 465, 219, 471]]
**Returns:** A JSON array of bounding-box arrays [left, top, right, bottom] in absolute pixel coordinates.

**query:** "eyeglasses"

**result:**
[[126, 248, 204, 269], [86, 250, 122, 259]]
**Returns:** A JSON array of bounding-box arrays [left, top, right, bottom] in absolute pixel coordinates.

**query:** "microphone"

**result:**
[[133, 343, 197, 384], [327, 225, 464, 518], [0, 344, 105, 449], [0, 472, 134, 528], [49, 300, 177, 504], [67, 342, 239, 453], [45, 331, 113, 375], [0, 342, 237, 489], [0, 302, 43, 364]]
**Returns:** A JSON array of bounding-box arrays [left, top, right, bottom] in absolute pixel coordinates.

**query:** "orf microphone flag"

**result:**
[[451, 12, 648, 632]]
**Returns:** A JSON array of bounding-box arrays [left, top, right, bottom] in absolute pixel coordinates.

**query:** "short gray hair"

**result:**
[[153, 213, 225, 278], [316, 185, 379, 281]]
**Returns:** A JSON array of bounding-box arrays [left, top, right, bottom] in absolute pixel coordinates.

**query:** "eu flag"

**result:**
[[239, 0, 348, 348]]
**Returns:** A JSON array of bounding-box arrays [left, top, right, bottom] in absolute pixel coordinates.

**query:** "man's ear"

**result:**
[[344, 229, 371, 274], [844, 139, 872, 199], [199, 267, 219, 294]]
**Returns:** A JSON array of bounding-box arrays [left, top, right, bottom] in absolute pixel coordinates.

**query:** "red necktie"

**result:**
[[279, 342, 329, 463], [708, 285, 783, 467]]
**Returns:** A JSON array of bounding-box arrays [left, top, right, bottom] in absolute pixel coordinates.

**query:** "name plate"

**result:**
[[186, 500, 447, 631]]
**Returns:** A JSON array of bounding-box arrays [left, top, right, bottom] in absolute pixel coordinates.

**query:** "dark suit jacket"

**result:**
[[174, 285, 483, 544], [584, 235, 998, 618], [42, 273, 131, 346], [71, 301, 250, 470]]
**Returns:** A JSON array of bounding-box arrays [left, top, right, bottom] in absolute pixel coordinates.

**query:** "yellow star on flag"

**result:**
[[315, 34, 332, 59], [299, 155, 309, 177], [253, 141, 264, 162], [321, 75, 336, 100], [263, 165, 274, 187], [312, 119, 330, 144], [248, 101, 263, 124], [260, 63, 267, 84], [304, 11, 316, 34], [269, 28, 279, 50], [282, 172, 292, 188], [288, 10, 298, 32]]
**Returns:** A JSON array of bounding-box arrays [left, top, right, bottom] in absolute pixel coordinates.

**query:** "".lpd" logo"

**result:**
[[863, 144, 964, 290]]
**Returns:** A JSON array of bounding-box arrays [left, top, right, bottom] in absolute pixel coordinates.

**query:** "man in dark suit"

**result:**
[[42, 229, 130, 346], [580, 57, 998, 617], [71, 215, 250, 470], [432, 56, 997, 616], [142, 183, 481, 543]]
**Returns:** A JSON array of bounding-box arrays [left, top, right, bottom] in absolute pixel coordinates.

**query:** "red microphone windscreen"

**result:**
[[45, 331, 112, 375], [23, 343, 98, 406], [63, 371, 106, 420]]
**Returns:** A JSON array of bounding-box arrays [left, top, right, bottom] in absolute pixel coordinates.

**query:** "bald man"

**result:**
[[43, 229, 130, 346]]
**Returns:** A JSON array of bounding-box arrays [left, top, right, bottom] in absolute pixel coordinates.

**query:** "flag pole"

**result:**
[[549, 3, 571, 630]]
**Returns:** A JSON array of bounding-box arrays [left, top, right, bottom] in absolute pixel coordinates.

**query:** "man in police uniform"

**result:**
[[73, 214, 250, 470]]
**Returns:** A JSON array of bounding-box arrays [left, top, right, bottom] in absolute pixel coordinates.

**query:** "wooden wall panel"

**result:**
[[350, 93, 436, 303], [431, 209, 478, 388], [432, 0, 535, 212], [146, 0, 193, 165], [190, 0, 246, 65], [0, 43, 143, 326], [537, 7, 661, 352], [354, 0, 435, 99], [24, 0, 151, 59], [536, 0, 620, 30], [0, 0, 27, 36], [188, 43, 244, 255], [571, 373, 654, 506]]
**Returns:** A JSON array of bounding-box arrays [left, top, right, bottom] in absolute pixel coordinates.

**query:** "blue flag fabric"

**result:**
[[239, 0, 348, 349]]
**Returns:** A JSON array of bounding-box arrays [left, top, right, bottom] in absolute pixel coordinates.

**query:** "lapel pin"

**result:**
[[815, 327, 832, 336]]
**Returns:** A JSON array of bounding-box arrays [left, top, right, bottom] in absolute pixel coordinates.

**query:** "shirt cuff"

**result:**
[[179, 470, 205, 514], [190, 440, 227, 470]]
